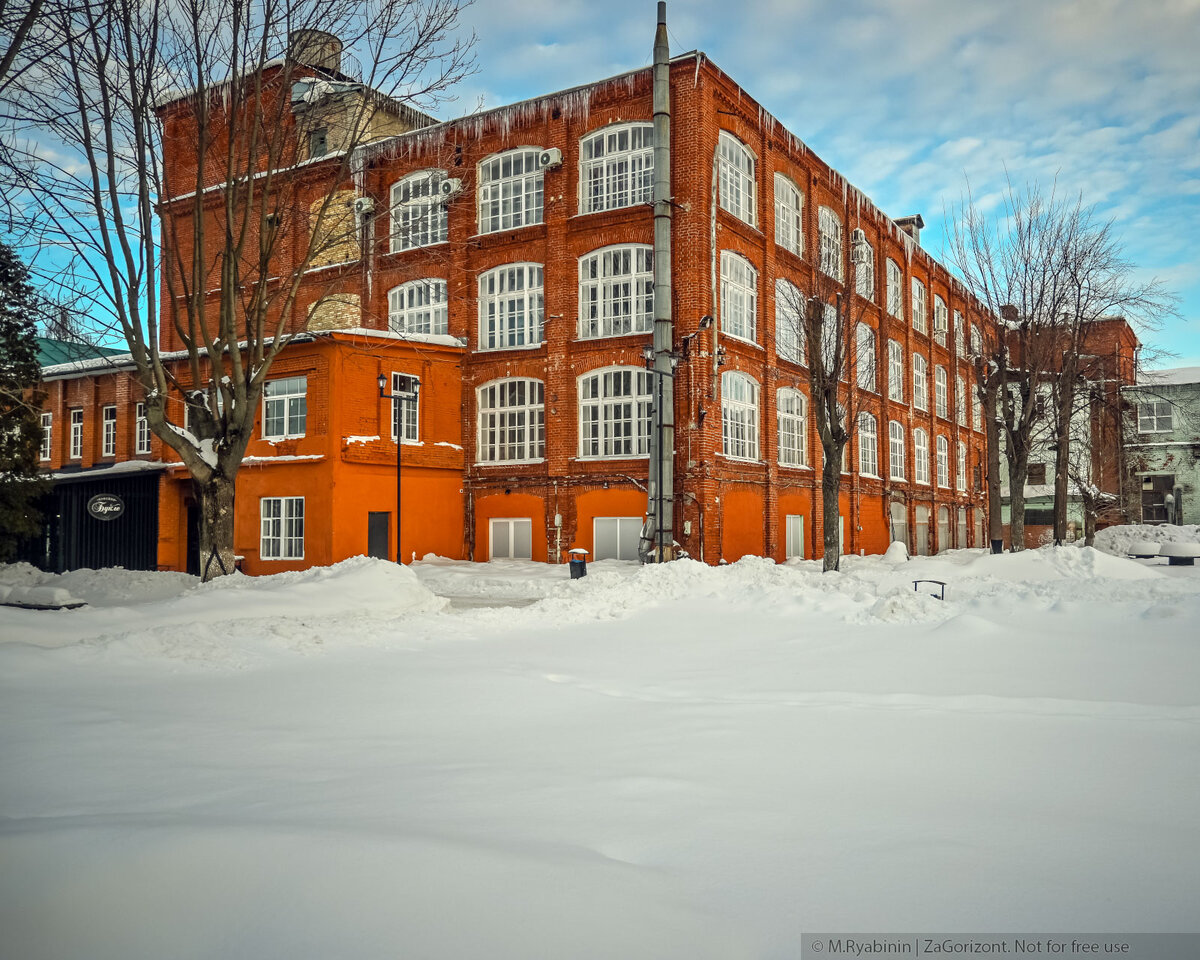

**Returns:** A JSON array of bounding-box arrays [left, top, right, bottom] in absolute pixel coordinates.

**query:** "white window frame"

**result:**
[[888, 420, 906, 481], [914, 428, 930, 485], [101, 405, 116, 457], [593, 516, 643, 562], [972, 386, 982, 432], [775, 278, 805, 365], [479, 263, 544, 350], [886, 259, 903, 318], [390, 169, 447, 253], [263, 375, 307, 440], [785, 514, 805, 560], [857, 411, 879, 477], [774, 173, 803, 256], [933, 295, 948, 346], [936, 435, 950, 488], [260, 496, 304, 560], [969, 323, 982, 356], [956, 441, 967, 491], [718, 131, 757, 226], [818, 206, 843, 280], [578, 366, 653, 459], [721, 371, 760, 461], [777, 388, 808, 467], [956, 375, 967, 426], [490, 517, 533, 560], [720, 250, 758, 343], [388, 279, 448, 336], [856, 322, 876, 391], [69, 408, 83, 459], [477, 147, 544, 234], [391, 372, 420, 444], [911, 278, 927, 334], [580, 122, 653, 214], [855, 239, 875, 301], [578, 245, 654, 339], [954, 310, 965, 356], [40, 411, 52, 460], [935, 365, 948, 419], [135, 403, 151, 454], [476, 378, 545, 464], [913, 355, 928, 411], [887, 340, 904, 402], [1138, 401, 1173, 433]]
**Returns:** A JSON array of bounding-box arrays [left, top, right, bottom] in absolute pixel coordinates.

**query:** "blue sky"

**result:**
[[435, 0, 1200, 368]]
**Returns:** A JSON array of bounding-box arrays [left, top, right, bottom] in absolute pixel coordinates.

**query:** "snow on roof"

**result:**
[[49, 460, 167, 482], [1139, 366, 1200, 387], [323, 327, 466, 349]]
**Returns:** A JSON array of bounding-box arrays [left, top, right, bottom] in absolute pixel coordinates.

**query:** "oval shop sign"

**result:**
[[87, 493, 125, 521]]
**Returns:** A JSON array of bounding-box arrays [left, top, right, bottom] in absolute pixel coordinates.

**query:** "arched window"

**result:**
[[775, 279, 805, 365], [858, 412, 878, 477], [890, 501, 909, 548], [889, 420, 906, 480], [818, 206, 843, 279], [936, 435, 950, 487], [718, 131, 756, 226], [969, 323, 982, 355], [774, 174, 802, 255], [914, 504, 931, 555], [935, 365, 948, 418], [911, 278, 927, 333], [956, 441, 967, 491], [580, 123, 653, 213], [933, 295, 948, 345], [888, 340, 904, 402], [720, 251, 758, 343], [856, 322, 876, 391], [913, 354, 928, 411], [956, 375, 966, 425], [578, 367, 653, 458], [855, 238, 875, 301], [578, 245, 654, 338], [478, 263, 544, 350], [478, 148, 545, 233], [476, 378, 545, 463], [954, 310, 965, 355], [721, 371, 759, 460], [887, 258, 903, 318], [914, 428, 930, 485], [777, 388, 807, 467], [388, 279, 448, 335], [937, 505, 951, 552], [390, 169, 447, 252], [957, 507, 969, 548]]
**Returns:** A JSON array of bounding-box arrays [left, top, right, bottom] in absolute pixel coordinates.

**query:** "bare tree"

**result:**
[[11, 0, 472, 578]]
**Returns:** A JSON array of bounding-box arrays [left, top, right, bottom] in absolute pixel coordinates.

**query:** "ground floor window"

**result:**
[[889, 501, 908, 550], [261, 497, 304, 560], [974, 510, 984, 548], [957, 507, 968, 548], [937, 505, 951, 553], [593, 516, 642, 561], [914, 505, 930, 556], [785, 514, 805, 559], [490, 517, 532, 560]]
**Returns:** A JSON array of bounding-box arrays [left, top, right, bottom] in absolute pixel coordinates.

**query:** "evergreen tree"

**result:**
[[0, 242, 46, 559]]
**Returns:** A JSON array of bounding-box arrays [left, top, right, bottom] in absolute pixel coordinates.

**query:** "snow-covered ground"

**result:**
[[2, 542, 1199, 959]]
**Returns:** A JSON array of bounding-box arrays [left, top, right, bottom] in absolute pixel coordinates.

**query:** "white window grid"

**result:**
[[935, 366, 948, 419], [135, 403, 151, 454], [391, 372, 420, 443], [101, 406, 117, 457], [889, 420, 905, 480], [578, 367, 653, 458], [721, 371, 759, 461], [969, 323, 982, 356], [263, 376, 307, 440], [389, 279, 448, 335], [972, 387, 982, 431], [936, 435, 950, 487], [69, 409, 83, 459], [956, 375, 967, 426], [956, 441, 967, 491], [720, 251, 758, 343], [479, 263, 544, 350], [913, 355, 928, 411], [858, 412, 878, 477], [818, 206, 843, 280], [718, 131, 756, 226], [911, 278, 927, 334], [390, 170, 447, 252], [580, 123, 653, 214], [777, 388, 807, 467], [775, 279, 805, 365], [477, 378, 545, 463], [774, 174, 803, 256], [914, 428, 930, 485], [887, 259, 903, 318], [260, 496, 304, 560], [855, 240, 875, 301], [1138, 401, 1172, 433], [40, 411, 51, 460], [888, 340, 904, 402], [856, 322, 876, 391], [579, 245, 653, 339], [954, 311, 965, 356], [477, 148, 544, 234], [933, 296, 948, 346]]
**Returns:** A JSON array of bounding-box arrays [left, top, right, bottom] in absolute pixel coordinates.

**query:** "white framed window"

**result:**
[[101, 406, 116, 457], [479, 263, 544, 350], [775, 279, 805, 365], [785, 514, 805, 560], [938, 505, 951, 553], [956, 375, 966, 426], [263, 376, 307, 440], [957, 506, 969, 548], [720, 251, 758, 343], [593, 516, 643, 561], [856, 322, 876, 391], [969, 323, 981, 356], [972, 386, 982, 431], [888, 420, 905, 481], [886, 259, 903, 318], [777, 388, 808, 467], [818, 206, 843, 279], [914, 428, 930, 485], [954, 310, 965, 356], [890, 501, 909, 547], [391, 372, 420, 443], [135, 403, 151, 454], [956, 441, 967, 491], [390, 169, 447, 252], [389, 279, 448, 335], [477, 378, 545, 463], [40, 411, 52, 460], [887, 340, 904, 402], [580, 123, 653, 213], [774, 174, 803, 255], [914, 504, 930, 555], [936, 435, 950, 487], [69, 409, 83, 459], [477, 147, 544, 234], [579, 367, 653, 458], [911, 278, 927, 334], [260, 496, 304, 560], [721, 371, 759, 461], [718, 131, 756, 226], [579, 245, 653, 339], [855, 239, 875, 301], [1138, 401, 1173, 433], [935, 365, 948, 418], [857, 412, 878, 477], [933, 295, 948, 346], [490, 517, 533, 560], [913, 355, 928, 411]]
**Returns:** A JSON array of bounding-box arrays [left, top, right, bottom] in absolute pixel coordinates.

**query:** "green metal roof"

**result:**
[[36, 337, 127, 367]]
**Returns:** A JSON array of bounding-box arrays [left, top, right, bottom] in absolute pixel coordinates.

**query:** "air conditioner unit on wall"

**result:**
[[440, 178, 464, 199], [353, 196, 374, 216], [538, 147, 563, 169]]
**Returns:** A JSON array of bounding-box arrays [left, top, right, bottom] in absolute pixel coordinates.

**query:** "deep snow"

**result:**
[[2, 543, 1199, 959]]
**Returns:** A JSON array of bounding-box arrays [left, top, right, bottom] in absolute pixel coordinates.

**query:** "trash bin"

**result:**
[[990, 538, 1004, 555], [568, 547, 589, 579]]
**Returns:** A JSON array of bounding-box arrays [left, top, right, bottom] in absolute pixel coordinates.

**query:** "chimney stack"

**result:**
[[289, 30, 342, 73], [895, 214, 925, 245]]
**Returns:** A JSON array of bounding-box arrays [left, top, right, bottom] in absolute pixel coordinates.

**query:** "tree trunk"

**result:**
[[1083, 497, 1097, 546], [821, 452, 841, 572], [983, 375, 1004, 552], [196, 474, 237, 581], [1052, 383, 1076, 546], [1008, 451, 1030, 552]]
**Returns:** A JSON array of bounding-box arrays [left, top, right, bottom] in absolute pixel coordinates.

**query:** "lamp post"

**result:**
[[378, 372, 420, 565], [642, 344, 682, 563]]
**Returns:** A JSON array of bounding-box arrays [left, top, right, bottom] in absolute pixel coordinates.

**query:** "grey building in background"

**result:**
[[1123, 367, 1200, 525]]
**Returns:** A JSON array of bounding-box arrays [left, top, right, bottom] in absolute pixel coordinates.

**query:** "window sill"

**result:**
[[263, 434, 306, 442], [387, 240, 450, 257], [475, 459, 546, 467], [722, 333, 763, 350], [471, 222, 547, 240], [574, 331, 653, 344], [475, 342, 546, 354], [779, 462, 812, 471], [718, 453, 763, 465], [574, 455, 651, 462]]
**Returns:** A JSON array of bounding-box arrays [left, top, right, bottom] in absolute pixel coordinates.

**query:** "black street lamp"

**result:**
[[378, 372, 421, 565]]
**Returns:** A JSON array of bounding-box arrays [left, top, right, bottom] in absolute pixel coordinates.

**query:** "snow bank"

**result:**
[[1094, 524, 1200, 557], [965, 545, 1162, 582]]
